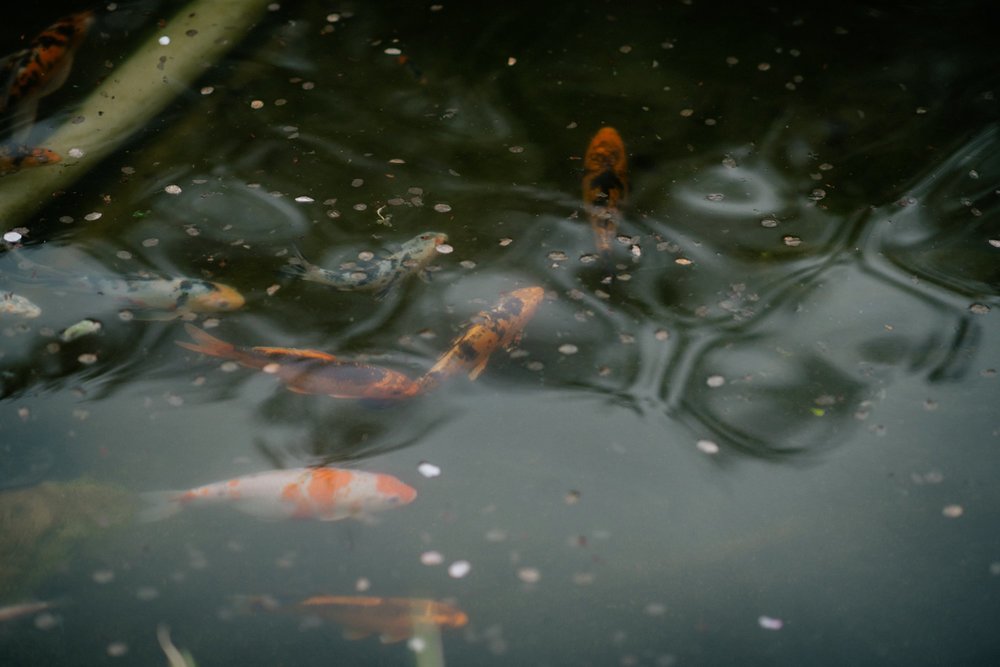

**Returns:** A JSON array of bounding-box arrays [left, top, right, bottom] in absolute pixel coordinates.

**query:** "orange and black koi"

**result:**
[[0, 144, 59, 175], [419, 286, 544, 389], [581, 126, 628, 256], [177, 324, 423, 400], [0, 11, 94, 117]]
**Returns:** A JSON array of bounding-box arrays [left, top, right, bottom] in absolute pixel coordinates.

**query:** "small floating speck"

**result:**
[[106, 642, 129, 657], [353, 203, 368, 211], [34, 613, 59, 631], [408, 637, 427, 654], [809, 188, 826, 201], [433, 203, 452, 213], [78, 353, 98, 365], [706, 375, 725, 388], [565, 490, 581, 505], [757, 62, 771, 71], [579, 253, 598, 264], [355, 577, 370, 592], [706, 193, 725, 202], [359, 250, 375, 262], [158, 35, 170, 46], [758, 616, 783, 630], [3, 231, 22, 243], [435, 243, 454, 254], [84, 211, 102, 221], [448, 560, 471, 578], [250, 100, 264, 109], [547, 250, 568, 261], [726, 56, 739, 65], [68, 148, 84, 158], [221, 361, 239, 373], [675, 258, 693, 266], [136, 586, 160, 601], [696, 439, 720, 455], [384, 47, 402, 55], [421, 551, 444, 566], [499, 237, 513, 246], [200, 86, 214, 95], [783, 235, 802, 247], [459, 260, 476, 269], [517, 567, 541, 583], [558, 343, 578, 355], [760, 217, 778, 228], [92, 569, 115, 584], [116, 250, 132, 260], [294, 196, 314, 203], [680, 108, 694, 117], [915, 107, 928, 114], [507, 56, 517, 66], [969, 303, 990, 315], [142, 238, 159, 247], [418, 461, 441, 478], [942, 504, 964, 518], [645, 602, 667, 617], [654, 328, 669, 341], [164, 184, 182, 195], [509, 145, 524, 153]]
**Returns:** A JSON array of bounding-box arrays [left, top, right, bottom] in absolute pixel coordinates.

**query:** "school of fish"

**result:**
[[0, 9, 641, 658]]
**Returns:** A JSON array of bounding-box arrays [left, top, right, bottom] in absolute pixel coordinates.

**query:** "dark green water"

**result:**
[[2, 1, 999, 665]]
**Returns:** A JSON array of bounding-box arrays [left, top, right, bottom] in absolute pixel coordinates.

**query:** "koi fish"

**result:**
[[295, 596, 468, 643], [283, 231, 448, 298], [0, 144, 60, 175], [0, 291, 41, 318], [581, 127, 628, 256], [93, 277, 245, 317], [0, 600, 57, 623], [0, 11, 95, 136], [139, 466, 417, 522], [420, 286, 544, 388], [177, 324, 423, 400]]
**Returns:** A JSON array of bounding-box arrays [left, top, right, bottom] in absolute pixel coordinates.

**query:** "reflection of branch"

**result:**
[[0, 0, 272, 224], [413, 620, 445, 667]]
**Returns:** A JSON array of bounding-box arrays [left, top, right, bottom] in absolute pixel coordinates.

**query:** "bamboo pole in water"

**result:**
[[0, 0, 272, 226]]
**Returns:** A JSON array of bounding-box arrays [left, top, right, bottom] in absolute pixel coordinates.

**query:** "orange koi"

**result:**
[[0, 11, 95, 127], [139, 466, 417, 522], [0, 144, 60, 175], [295, 596, 468, 643], [581, 126, 628, 256], [177, 324, 424, 400], [420, 286, 544, 388]]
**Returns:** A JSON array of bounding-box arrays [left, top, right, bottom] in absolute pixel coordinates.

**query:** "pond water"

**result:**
[[2, 1, 999, 665]]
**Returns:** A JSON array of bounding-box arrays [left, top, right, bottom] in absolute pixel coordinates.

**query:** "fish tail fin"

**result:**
[[137, 490, 184, 523], [281, 245, 314, 279], [176, 324, 237, 359]]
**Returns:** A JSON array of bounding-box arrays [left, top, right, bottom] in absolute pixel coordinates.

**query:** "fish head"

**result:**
[[372, 473, 417, 509], [186, 281, 246, 312], [405, 231, 450, 262], [432, 602, 469, 628]]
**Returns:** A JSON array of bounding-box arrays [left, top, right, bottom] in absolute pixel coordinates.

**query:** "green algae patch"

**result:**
[[0, 479, 135, 598]]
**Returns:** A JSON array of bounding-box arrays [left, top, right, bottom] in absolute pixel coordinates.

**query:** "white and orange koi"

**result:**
[[0, 11, 95, 136], [139, 467, 417, 522], [582, 126, 628, 256], [419, 286, 544, 389], [93, 277, 245, 317], [0, 291, 41, 318]]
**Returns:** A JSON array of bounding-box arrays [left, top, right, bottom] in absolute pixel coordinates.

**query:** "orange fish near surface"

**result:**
[[581, 126, 628, 256], [0, 144, 60, 175], [420, 286, 544, 389], [177, 324, 423, 400], [295, 596, 468, 643], [0, 11, 95, 119], [139, 467, 417, 522]]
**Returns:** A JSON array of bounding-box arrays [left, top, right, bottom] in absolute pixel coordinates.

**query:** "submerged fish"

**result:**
[[0, 291, 41, 318], [93, 277, 245, 317], [139, 466, 417, 522], [283, 231, 448, 298], [177, 324, 423, 400], [581, 127, 628, 256], [0, 600, 57, 623], [0, 144, 60, 175], [0, 11, 95, 136], [295, 596, 468, 643], [420, 286, 544, 388]]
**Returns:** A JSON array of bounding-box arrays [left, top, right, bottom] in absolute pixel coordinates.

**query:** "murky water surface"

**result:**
[[2, 1, 999, 665]]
